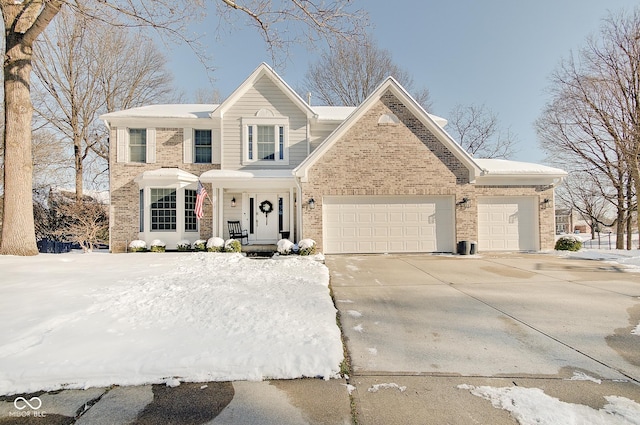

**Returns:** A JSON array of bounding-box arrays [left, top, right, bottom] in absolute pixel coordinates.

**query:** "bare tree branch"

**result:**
[[303, 34, 432, 110], [447, 104, 518, 159], [537, 7, 640, 249]]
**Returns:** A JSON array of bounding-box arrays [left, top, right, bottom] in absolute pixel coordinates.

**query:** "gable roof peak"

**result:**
[[212, 63, 316, 118], [295, 75, 483, 182]]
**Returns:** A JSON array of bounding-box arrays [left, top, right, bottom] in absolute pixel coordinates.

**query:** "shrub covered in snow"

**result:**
[[207, 237, 225, 252], [177, 240, 191, 251], [555, 235, 582, 251], [150, 239, 166, 252], [298, 238, 317, 256], [192, 239, 207, 252], [277, 239, 295, 255], [225, 239, 242, 253], [128, 240, 147, 252]]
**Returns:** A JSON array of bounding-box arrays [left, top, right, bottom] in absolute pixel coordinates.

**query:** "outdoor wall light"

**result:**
[[541, 198, 550, 209], [308, 198, 316, 210], [456, 197, 470, 209], [231, 197, 236, 207]]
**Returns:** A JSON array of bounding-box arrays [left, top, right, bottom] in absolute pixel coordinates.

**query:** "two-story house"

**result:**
[[102, 63, 566, 253]]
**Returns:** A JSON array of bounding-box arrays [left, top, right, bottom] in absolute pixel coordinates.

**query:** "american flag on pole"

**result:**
[[195, 180, 207, 219]]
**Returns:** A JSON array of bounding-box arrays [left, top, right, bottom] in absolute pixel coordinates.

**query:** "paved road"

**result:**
[[326, 253, 640, 424]]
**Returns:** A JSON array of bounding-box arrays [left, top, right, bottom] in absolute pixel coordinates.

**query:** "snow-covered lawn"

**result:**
[[0, 252, 343, 396]]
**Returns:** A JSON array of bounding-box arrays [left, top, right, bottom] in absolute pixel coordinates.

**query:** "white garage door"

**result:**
[[323, 196, 455, 254], [477, 197, 538, 251]]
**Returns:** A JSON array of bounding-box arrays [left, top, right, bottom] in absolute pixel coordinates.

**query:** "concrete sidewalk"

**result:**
[[2, 252, 639, 424], [0, 379, 352, 424]]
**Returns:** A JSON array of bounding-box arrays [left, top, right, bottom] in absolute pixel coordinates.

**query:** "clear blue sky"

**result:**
[[165, 0, 636, 165]]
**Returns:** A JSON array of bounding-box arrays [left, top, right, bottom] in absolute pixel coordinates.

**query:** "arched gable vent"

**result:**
[[256, 108, 275, 117], [378, 113, 400, 125]]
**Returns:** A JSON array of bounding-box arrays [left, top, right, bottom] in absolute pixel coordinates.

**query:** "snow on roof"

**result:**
[[200, 169, 294, 180], [101, 104, 219, 120], [475, 158, 567, 176], [312, 106, 356, 121], [134, 168, 198, 184]]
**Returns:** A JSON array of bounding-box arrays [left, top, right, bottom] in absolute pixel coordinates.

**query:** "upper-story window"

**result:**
[[116, 127, 155, 164], [129, 129, 147, 163], [243, 117, 288, 164], [194, 130, 212, 163]]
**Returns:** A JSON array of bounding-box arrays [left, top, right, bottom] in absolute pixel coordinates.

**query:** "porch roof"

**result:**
[[134, 168, 198, 187], [200, 169, 295, 188]]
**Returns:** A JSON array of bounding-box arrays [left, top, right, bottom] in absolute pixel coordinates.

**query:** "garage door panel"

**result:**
[[478, 197, 538, 252], [324, 196, 454, 254], [389, 227, 403, 238], [342, 212, 357, 223]]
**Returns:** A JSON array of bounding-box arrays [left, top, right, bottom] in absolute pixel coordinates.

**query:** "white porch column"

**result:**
[[217, 188, 225, 238], [210, 187, 219, 237], [289, 188, 295, 241]]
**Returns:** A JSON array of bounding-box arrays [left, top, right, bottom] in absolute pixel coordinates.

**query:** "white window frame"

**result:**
[[194, 129, 213, 164], [242, 117, 289, 165], [117, 127, 156, 163], [184, 128, 214, 164]]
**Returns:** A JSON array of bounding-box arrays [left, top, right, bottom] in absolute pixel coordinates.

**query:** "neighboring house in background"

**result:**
[[555, 208, 593, 235], [101, 63, 567, 254], [555, 209, 573, 234]]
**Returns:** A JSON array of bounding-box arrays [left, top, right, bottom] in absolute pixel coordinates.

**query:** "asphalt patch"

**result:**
[[135, 382, 234, 425]]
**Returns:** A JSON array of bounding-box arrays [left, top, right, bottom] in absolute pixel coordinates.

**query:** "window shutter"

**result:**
[[116, 128, 127, 162], [183, 127, 193, 163], [146, 128, 156, 163]]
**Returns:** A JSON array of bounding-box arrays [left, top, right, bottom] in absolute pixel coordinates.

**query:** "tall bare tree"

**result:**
[[447, 104, 518, 159], [536, 8, 640, 249], [304, 34, 431, 110], [1, 0, 366, 256], [556, 171, 615, 238], [32, 9, 176, 201]]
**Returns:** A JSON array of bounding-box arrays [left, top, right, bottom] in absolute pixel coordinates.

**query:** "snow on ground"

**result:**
[[0, 252, 343, 396], [458, 384, 640, 425], [553, 233, 640, 272], [563, 249, 640, 272]]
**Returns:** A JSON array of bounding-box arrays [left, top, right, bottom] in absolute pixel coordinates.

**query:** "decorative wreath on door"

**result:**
[[259, 200, 274, 225], [259, 200, 274, 215]]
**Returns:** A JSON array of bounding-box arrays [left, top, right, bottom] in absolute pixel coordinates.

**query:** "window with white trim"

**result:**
[[150, 188, 176, 231], [184, 189, 197, 231], [194, 130, 212, 163], [243, 118, 288, 164], [129, 129, 147, 163]]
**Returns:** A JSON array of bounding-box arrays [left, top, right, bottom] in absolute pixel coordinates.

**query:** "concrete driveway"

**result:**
[[326, 253, 640, 425]]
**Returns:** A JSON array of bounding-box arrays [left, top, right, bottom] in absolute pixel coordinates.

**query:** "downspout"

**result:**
[[103, 119, 114, 252]]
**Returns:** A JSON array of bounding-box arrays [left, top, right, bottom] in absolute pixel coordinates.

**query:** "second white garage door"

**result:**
[[477, 197, 539, 251], [323, 196, 455, 254]]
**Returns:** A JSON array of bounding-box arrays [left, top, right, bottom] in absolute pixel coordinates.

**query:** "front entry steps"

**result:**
[[242, 244, 277, 258]]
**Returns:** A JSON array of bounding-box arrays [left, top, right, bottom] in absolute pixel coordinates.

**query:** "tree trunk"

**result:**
[[74, 137, 83, 203], [1, 0, 62, 255], [615, 188, 625, 250], [0, 36, 38, 255]]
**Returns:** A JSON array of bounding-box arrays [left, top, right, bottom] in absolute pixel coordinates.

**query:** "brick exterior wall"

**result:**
[[301, 91, 557, 252], [109, 128, 219, 253]]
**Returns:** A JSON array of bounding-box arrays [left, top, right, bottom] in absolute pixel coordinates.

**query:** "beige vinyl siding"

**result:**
[[222, 193, 243, 239], [223, 75, 308, 170], [309, 123, 339, 153]]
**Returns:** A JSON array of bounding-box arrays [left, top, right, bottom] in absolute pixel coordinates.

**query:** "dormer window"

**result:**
[[243, 117, 289, 164]]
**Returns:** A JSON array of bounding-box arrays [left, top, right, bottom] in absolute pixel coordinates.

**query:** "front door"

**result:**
[[255, 193, 279, 242]]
